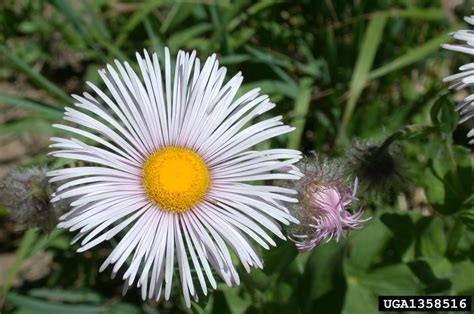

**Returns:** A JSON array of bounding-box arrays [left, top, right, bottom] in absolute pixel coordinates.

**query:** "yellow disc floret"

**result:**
[[142, 147, 210, 213]]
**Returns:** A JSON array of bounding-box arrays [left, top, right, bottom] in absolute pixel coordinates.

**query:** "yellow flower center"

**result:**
[[142, 147, 210, 213]]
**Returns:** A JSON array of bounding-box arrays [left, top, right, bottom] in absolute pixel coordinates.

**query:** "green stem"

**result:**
[[1, 229, 38, 299], [374, 130, 403, 156], [445, 140, 457, 171]]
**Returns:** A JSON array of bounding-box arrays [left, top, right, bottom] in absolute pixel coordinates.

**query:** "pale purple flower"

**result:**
[[286, 156, 367, 252], [442, 13, 474, 144]]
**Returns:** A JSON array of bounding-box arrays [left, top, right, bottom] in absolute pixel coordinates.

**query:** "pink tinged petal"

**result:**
[[164, 214, 175, 300], [180, 216, 209, 295], [213, 197, 285, 240], [291, 183, 367, 252], [174, 215, 194, 307], [190, 208, 240, 285], [181, 213, 217, 289]]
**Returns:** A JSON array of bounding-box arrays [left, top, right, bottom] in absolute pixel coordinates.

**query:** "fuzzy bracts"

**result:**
[[0, 167, 60, 232], [286, 156, 367, 252]]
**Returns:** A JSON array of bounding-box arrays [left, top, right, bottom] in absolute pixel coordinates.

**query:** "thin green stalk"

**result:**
[[1, 229, 38, 298], [336, 14, 387, 146], [287, 78, 313, 149]]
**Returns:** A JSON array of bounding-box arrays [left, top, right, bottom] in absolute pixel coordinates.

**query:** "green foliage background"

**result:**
[[0, 0, 473, 313]]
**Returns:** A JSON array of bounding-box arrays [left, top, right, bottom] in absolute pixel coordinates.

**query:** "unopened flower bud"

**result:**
[[0, 167, 61, 232]]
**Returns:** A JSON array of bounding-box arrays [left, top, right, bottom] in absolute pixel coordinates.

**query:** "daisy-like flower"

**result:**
[[286, 156, 366, 252], [48, 48, 302, 306], [442, 13, 474, 144]]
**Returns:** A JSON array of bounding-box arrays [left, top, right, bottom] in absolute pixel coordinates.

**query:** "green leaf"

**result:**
[[364, 264, 423, 295], [342, 277, 378, 314], [221, 286, 251, 314], [262, 241, 298, 275], [459, 208, 474, 230], [380, 212, 418, 261], [337, 14, 388, 144], [299, 241, 346, 314], [344, 263, 423, 313], [415, 217, 446, 258], [381, 212, 447, 260], [424, 145, 473, 215], [192, 294, 214, 314], [107, 302, 141, 314], [366, 264, 423, 295], [451, 261, 474, 295], [347, 214, 392, 271], [287, 77, 313, 149], [409, 256, 452, 293], [430, 94, 458, 136]]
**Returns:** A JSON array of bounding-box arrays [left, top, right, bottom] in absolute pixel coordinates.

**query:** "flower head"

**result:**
[[0, 167, 60, 232], [442, 13, 474, 144], [346, 137, 405, 196], [286, 155, 366, 252], [48, 49, 302, 306]]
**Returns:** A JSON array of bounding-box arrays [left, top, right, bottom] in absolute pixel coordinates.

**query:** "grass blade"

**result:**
[[0, 119, 56, 134], [168, 24, 213, 51], [367, 32, 453, 81], [6, 292, 104, 314], [385, 8, 445, 21], [50, 0, 90, 41], [160, 2, 194, 34], [240, 80, 298, 99], [1, 229, 38, 298], [115, 0, 167, 48], [336, 14, 388, 145], [0, 93, 63, 117], [0, 46, 71, 104], [144, 17, 164, 58], [288, 78, 313, 149], [81, 0, 111, 40], [29, 288, 101, 304]]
